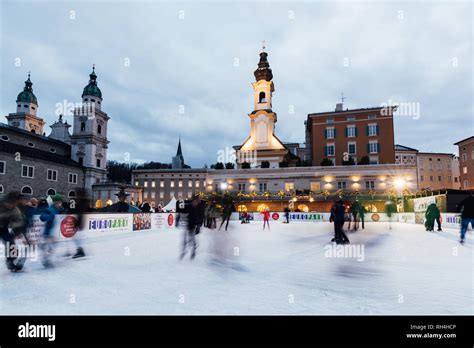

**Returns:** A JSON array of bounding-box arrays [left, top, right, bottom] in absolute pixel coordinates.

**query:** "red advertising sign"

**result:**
[[60, 215, 78, 238], [168, 214, 174, 226], [272, 212, 280, 220]]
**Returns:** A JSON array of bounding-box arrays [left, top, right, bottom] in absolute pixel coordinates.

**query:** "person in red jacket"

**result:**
[[261, 208, 271, 230]]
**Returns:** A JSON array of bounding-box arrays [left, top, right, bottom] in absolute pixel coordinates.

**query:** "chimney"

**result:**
[[335, 103, 343, 111]]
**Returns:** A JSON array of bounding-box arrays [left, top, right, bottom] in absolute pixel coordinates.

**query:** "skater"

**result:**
[[219, 194, 234, 231], [261, 208, 271, 230], [284, 206, 290, 223], [350, 200, 360, 231], [69, 188, 89, 259], [456, 192, 474, 244], [180, 195, 204, 260], [385, 199, 397, 229], [425, 202, 441, 231], [331, 200, 349, 244], [358, 203, 366, 229], [0, 192, 27, 272], [39, 194, 64, 267]]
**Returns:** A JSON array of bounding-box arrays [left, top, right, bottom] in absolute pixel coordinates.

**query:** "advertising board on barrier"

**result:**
[[440, 213, 461, 229], [133, 213, 152, 231], [152, 213, 176, 229], [26, 215, 46, 243], [397, 213, 416, 224], [289, 213, 324, 222], [414, 196, 436, 212]]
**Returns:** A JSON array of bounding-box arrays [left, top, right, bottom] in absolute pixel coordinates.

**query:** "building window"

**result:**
[[448, 176, 452, 182], [152, 180, 156, 188], [455, 177, 458, 183], [258, 91, 266, 103], [461, 153, 467, 162], [326, 117, 334, 123], [325, 144, 335, 156], [170, 181, 175, 188], [0, 161, 5, 174], [325, 127, 335, 139], [368, 141, 379, 154], [188, 181, 192, 188], [96, 159, 101, 167], [151, 192, 156, 199], [348, 142, 357, 155], [368, 114, 377, 120], [346, 126, 357, 137], [1, 135, 9, 141], [160, 180, 164, 188], [420, 175, 424, 181], [238, 183, 246, 191], [21, 165, 34, 178], [159, 192, 164, 199], [438, 176, 442, 181], [365, 180, 375, 189], [0, 184, 3, 194], [97, 124, 102, 134], [135, 181, 139, 187], [195, 181, 200, 188], [464, 180, 469, 188], [369, 156, 379, 165], [463, 167, 468, 174], [347, 116, 355, 121], [68, 190, 76, 198], [447, 162, 451, 170], [21, 186, 33, 195], [81, 122, 86, 132], [144, 181, 148, 188], [310, 182, 320, 192], [78, 157, 84, 166], [27, 142, 35, 148], [259, 183, 267, 192], [187, 191, 193, 198], [430, 176, 434, 182], [178, 180, 183, 188], [47, 169, 58, 181], [47, 188, 56, 196], [337, 181, 347, 190], [144, 192, 148, 199], [285, 182, 294, 192], [367, 124, 378, 136]]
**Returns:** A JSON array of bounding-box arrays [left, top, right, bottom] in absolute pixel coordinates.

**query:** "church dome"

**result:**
[[16, 74, 38, 105], [82, 66, 102, 99]]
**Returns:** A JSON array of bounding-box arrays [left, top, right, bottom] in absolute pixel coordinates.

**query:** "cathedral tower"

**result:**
[[70, 66, 109, 192], [6, 73, 46, 134]]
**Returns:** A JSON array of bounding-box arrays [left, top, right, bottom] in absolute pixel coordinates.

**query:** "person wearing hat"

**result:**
[[114, 187, 130, 213], [39, 194, 64, 267]]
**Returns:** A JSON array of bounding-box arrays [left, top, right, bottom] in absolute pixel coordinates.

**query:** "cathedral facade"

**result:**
[[0, 68, 109, 203]]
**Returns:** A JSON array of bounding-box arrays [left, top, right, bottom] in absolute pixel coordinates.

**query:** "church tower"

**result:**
[[70, 66, 109, 193], [6, 73, 46, 134], [236, 45, 288, 168], [172, 137, 184, 169]]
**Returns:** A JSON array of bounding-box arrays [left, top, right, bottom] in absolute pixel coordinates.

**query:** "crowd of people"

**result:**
[[0, 190, 89, 272]]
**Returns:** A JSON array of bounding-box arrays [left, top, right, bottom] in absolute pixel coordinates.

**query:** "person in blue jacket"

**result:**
[[40, 194, 64, 267]]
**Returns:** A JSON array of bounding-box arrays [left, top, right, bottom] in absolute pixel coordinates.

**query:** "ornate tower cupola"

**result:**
[[236, 44, 289, 169], [6, 73, 45, 134], [81, 65, 102, 110]]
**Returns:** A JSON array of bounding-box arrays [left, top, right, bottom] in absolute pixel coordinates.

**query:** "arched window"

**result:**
[[257, 203, 269, 212], [30, 129, 36, 134], [237, 204, 247, 212], [81, 122, 86, 132], [97, 124, 102, 134], [21, 186, 33, 195], [47, 188, 56, 196], [259, 91, 266, 103], [0, 184, 4, 194], [68, 190, 76, 198]]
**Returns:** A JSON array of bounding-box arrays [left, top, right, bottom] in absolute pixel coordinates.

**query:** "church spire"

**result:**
[[176, 136, 183, 157], [254, 44, 273, 82]]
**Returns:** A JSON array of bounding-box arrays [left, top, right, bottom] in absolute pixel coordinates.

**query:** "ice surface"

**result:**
[[1, 221, 472, 315]]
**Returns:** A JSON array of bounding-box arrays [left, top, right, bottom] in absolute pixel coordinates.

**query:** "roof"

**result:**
[[0, 140, 83, 168], [454, 136, 474, 145], [417, 152, 455, 157], [308, 106, 398, 117], [394, 144, 418, 152], [133, 168, 207, 174], [0, 123, 70, 147]]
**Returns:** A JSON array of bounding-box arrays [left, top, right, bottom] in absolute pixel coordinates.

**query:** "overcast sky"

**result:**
[[1, 1, 472, 167]]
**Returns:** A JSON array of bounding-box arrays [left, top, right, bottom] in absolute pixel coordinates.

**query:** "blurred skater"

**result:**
[[180, 195, 204, 260], [350, 201, 360, 231], [261, 208, 271, 230], [219, 195, 234, 231], [39, 194, 64, 267], [385, 200, 397, 230], [0, 192, 28, 272], [68, 188, 89, 259], [284, 206, 290, 224], [457, 192, 474, 244], [331, 200, 349, 244], [425, 202, 442, 232]]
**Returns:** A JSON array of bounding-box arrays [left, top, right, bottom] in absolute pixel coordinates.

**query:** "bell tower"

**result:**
[[236, 44, 288, 168], [70, 66, 109, 193]]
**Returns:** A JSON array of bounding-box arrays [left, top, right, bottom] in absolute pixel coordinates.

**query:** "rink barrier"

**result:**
[[23, 212, 464, 242]]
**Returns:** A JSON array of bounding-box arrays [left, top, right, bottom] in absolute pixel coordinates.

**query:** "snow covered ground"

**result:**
[[1, 221, 472, 315]]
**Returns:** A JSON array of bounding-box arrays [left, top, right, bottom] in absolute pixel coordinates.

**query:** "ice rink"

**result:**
[[1, 221, 472, 315]]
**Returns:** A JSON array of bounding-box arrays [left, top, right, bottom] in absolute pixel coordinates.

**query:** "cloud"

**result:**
[[0, 1, 472, 166]]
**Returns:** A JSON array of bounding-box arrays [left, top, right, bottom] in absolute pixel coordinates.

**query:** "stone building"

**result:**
[[455, 136, 474, 189]]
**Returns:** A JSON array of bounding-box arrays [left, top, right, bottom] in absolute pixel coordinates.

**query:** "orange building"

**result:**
[[454, 136, 474, 189], [306, 105, 397, 166]]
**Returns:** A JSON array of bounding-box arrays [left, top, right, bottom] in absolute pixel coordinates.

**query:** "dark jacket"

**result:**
[[457, 196, 474, 219]]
